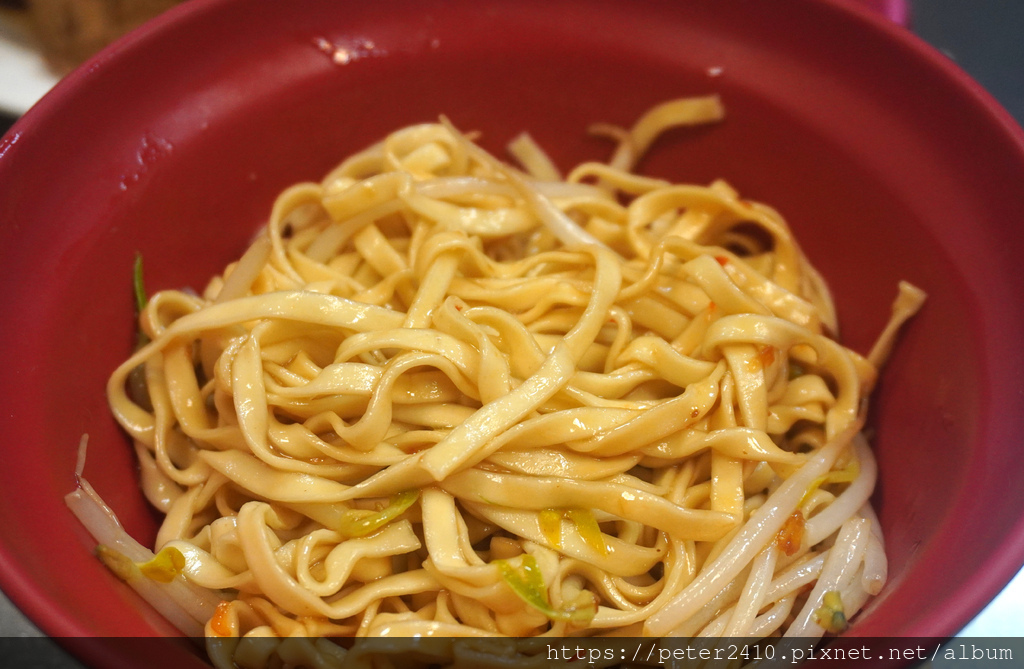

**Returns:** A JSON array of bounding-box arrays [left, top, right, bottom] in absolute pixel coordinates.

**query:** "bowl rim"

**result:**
[[2, 0, 1024, 652]]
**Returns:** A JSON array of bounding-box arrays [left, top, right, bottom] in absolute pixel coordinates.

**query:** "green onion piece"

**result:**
[[538, 508, 607, 555], [495, 555, 596, 624], [565, 509, 608, 556], [131, 253, 151, 353], [95, 545, 185, 584], [801, 457, 860, 506], [133, 253, 148, 313], [336, 490, 418, 538], [138, 546, 186, 583], [813, 590, 849, 634], [538, 509, 563, 548]]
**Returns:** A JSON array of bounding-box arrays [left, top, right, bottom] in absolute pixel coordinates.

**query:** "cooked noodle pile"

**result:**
[[68, 97, 925, 667]]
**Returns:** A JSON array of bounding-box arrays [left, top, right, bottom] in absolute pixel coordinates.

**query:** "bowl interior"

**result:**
[[2, 0, 1024, 665]]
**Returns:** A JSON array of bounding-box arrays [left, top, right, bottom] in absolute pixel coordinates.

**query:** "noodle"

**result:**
[[69, 96, 925, 666]]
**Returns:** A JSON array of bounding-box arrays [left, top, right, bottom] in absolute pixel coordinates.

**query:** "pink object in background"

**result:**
[[851, 0, 911, 25]]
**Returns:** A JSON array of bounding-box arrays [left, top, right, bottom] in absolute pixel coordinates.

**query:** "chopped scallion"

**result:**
[[133, 253, 148, 313], [495, 554, 596, 624], [813, 590, 848, 634], [96, 544, 185, 584], [336, 490, 418, 538]]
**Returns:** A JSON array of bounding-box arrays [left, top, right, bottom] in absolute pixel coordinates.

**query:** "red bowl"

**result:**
[[2, 0, 1024, 666]]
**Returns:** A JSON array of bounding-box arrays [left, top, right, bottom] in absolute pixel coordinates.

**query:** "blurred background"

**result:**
[[0, 0, 1022, 665], [2, 0, 1022, 127]]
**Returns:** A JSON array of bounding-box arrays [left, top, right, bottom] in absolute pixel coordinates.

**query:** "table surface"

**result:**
[[1, 0, 1023, 665]]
